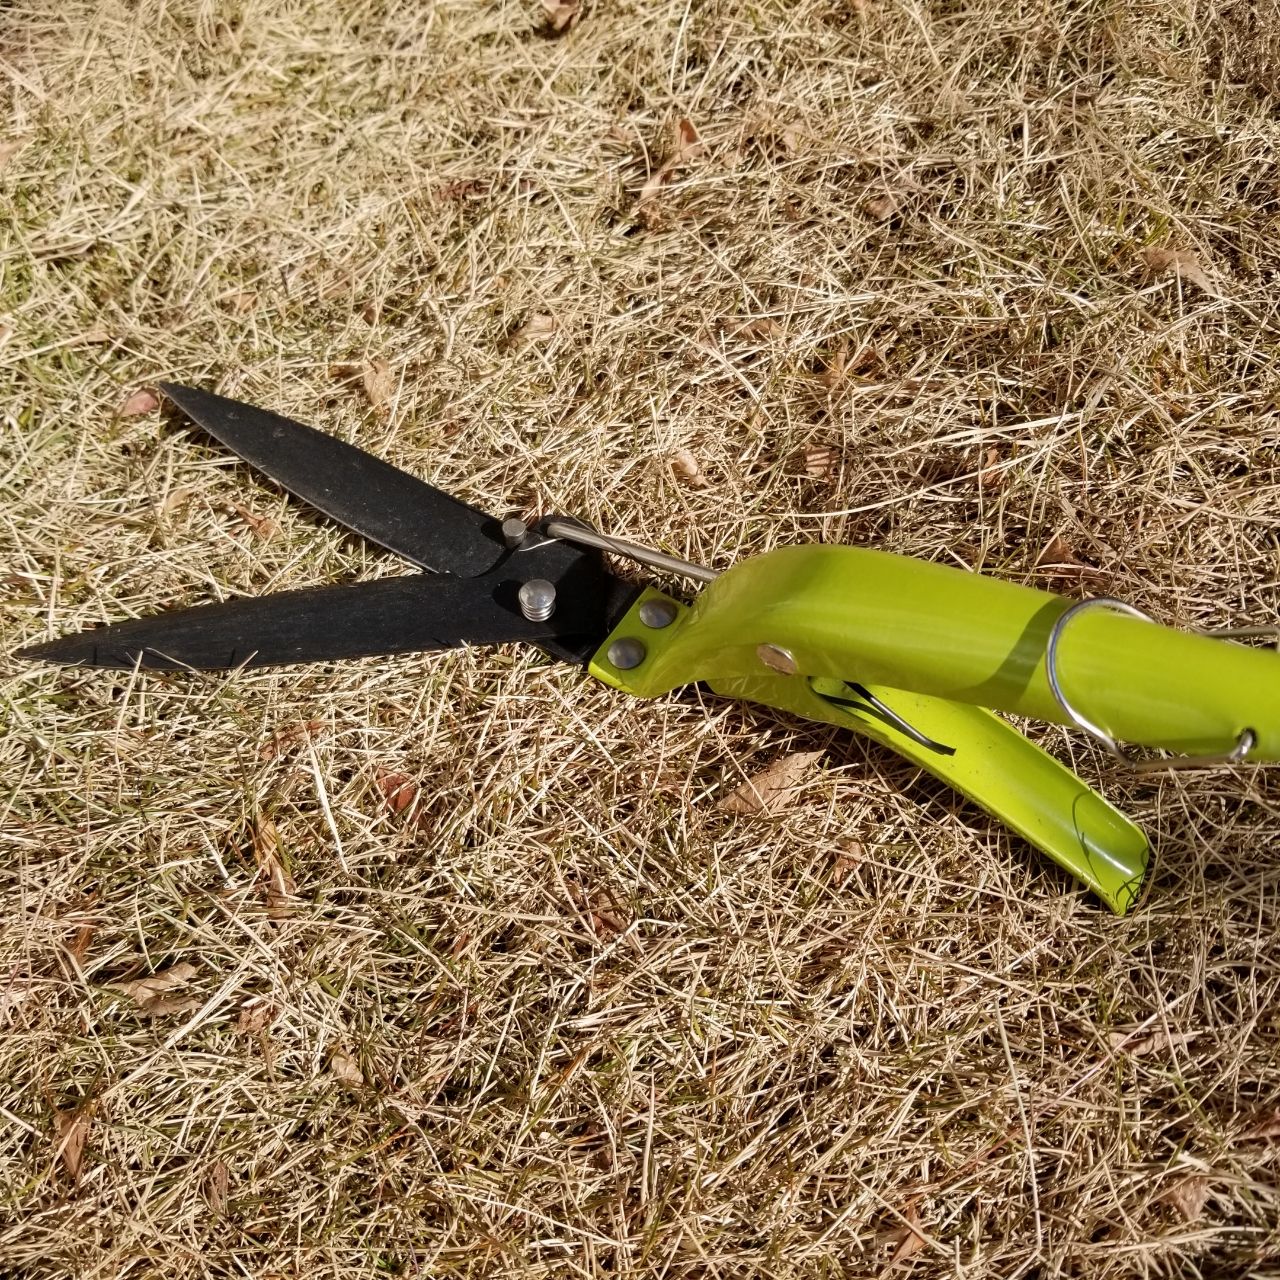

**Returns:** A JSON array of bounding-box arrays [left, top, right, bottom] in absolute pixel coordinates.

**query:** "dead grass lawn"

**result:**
[[3, 0, 1280, 1276]]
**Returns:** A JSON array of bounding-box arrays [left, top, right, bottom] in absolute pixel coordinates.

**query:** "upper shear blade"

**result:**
[[158, 382, 507, 576]]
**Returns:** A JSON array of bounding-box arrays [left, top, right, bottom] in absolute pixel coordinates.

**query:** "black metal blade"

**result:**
[[17, 547, 637, 671], [158, 382, 506, 576]]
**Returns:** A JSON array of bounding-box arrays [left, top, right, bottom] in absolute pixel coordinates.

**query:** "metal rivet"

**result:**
[[638, 599, 678, 629], [502, 517, 530, 549], [607, 637, 646, 669], [757, 643, 798, 675], [518, 579, 557, 622]]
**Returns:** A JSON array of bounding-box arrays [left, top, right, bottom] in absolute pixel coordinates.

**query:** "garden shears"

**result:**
[[19, 384, 1280, 914]]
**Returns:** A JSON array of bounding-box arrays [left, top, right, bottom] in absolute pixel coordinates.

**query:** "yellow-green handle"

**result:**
[[593, 581, 1150, 912], [592, 545, 1279, 760]]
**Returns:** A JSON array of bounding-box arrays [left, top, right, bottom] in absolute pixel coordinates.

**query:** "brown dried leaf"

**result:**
[[1240, 1107, 1280, 1140], [541, 0, 580, 32], [206, 1160, 229, 1215], [233, 501, 278, 541], [886, 1205, 926, 1266], [0, 137, 30, 171], [68, 923, 96, 965], [1108, 1027, 1201, 1057], [718, 750, 822, 815], [673, 117, 705, 164], [252, 816, 296, 921], [119, 387, 160, 416], [236, 1001, 279, 1035], [1143, 246, 1213, 294], [376, 770, 420, 816], [817, 341, 847, 390], [737, 316, 785, 341], [977, 446, 1005, 489], [1161, 1176, 1211, 1222], [361, 358, 395, 417], [259, 719, 326, 761], [639, 118, 705, 204], [670, 447, 710, 488], [141, 994, 202, 1017], [1036, 532, 1082, 568], [329, 1045, 364, 1087], [158, 485, 196, 518], [833, 842, 863, 887], [511, 313, 558, 346], [800, 444, 836, 479], [54, 1104, 94, 1184], [864, 192, 897, 221], [109, 961, 198, 1005], [222, 290, 258, 315]]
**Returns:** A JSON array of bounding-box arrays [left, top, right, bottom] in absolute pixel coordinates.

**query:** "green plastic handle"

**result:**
[[591, 545, 1280, 760], [593, 584, 1149, 912]]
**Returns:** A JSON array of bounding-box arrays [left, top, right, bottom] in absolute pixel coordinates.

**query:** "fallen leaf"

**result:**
[[718, 750, 822, 816], [221, 290, 258, 314], [510, 313, 558, 346], [1240, 1107, 1280, 1140], [206, 1160, 229, 1215], [670, 447, 710, 488], [1109, 1027, 1201, 1057], [833, 842, 863, 886], [109, 962, 198, 1005], [361, 358, 395, 417], [252, 816, 296, 921], [566, 883, 641, 950], [0, 137, 29, 170], [158, 485, 196, 518], [119, 387, 159, 416], [864, 192, 897, 221], [68, 922, 96, 965], [232, 501, 278, 541], [1036, 532, 1082, 568], [329, 1045, 364, 1087], [672, 117, 705, 164], [817, 342, 847, 390], [376, 770, 420, 816], [140, 994, 202, 1017], [736, 317, 785, 341], [799, 444, 836, 479], [53, 1104, 94, 1185], [236, 1001, 279, 1034], [885, 1205, 926, 1266], [1161, 1176, 1211, 1222], [977, 446, 1005, 489], [1143, 246, 1213, 294], [541, 0, 579, 32], [639, 117, 706, 204], [258, 719, 326, 761]]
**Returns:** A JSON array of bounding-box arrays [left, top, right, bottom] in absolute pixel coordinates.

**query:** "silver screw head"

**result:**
[[606, 637, 647, 669], [518, 579, 557, 622], [638, 599, 678, 629], [756, 643, 798, 675]]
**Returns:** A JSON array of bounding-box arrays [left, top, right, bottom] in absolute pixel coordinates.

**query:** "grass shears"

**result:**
[[19, 384, 1280, 914]]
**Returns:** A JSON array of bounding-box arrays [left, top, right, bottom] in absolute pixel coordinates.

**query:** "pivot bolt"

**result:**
[[518, 579, 557, 622], [757, 643, 798, 675], [638, 599, 678, 629], [502, 517, 530, 549], [607, 638, 646, 669]]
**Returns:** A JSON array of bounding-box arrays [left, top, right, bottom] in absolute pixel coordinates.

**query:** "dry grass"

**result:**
[[3, 0, 1280, 1275]]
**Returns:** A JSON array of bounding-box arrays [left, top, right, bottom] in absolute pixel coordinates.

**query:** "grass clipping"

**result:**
[[3, 1, 1280, 1277]]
